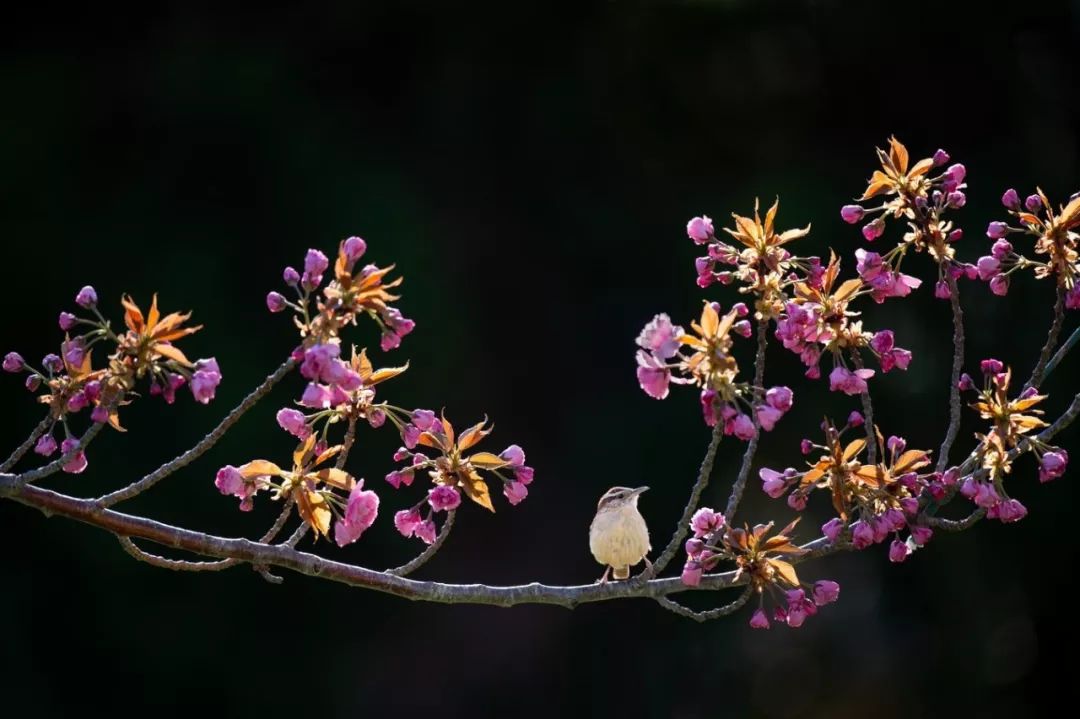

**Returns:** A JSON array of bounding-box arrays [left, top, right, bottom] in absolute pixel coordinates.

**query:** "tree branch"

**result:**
[[724, 317, 769, 523], [849, 351, 877, 464], [14, 422, 106, 487], [1027, 282, 1067, 390], [92, 358, 296, 507], [655, 585, 753, 622], [0, 415, 53, 473], [936, 272, 966, 472], [1043, 323, 1080, 382]]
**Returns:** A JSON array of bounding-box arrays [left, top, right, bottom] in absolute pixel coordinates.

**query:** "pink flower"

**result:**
[[514, 465, 535, 485], [500, 444, 525, 466], [870, 330, 894, 354], [385, 469, 414, 489], [62, 340, 85, 368], [766, 386, 793, 412], [681, 561, 703, 586], [636, 351, 670, 400], [379, 307, 415, 351], [851, 520, 874, 549], [888, 539, 909, 563], [75, 285, 97, 308], [947, 191, 967, 208], [976, 256, 1000, 281], [993, 498, 1028, 523], [987, 222, 1009, 239], [829, 366, 874, 395], [862, 219, 885, 241], [303, 249, 329, 287], [690, 507, 724, 537], [34, 433, 57, 456], [411, 409, 437, 431], [933, 149, 950, 166], [266, 291, 287, 313], [813, 580, 840, 605], [334, 481, 380, 547], [190, 358, 222, 404], [910, 525, 933, 545], [66, 391, 88, 413], [1065, 284, 1080, 310], [1025, 194, 1042, 212], [394, 509, 423, 538], [58, 312, 77, 331], [276, 408, 310, 439], [1001, 188, 1020, 209], [214, 465, 246, 497], [840, 205, 864, 224], [800, 439, 814, 455], [980, 358, 1004, 375], [415, 519, 438, 544], [990, 274, 1009, 296], [42, 354, 62, 373], [684, 538, 704, 558], [504, 480, 529, 505], [301, 343, 341, 381], [759, 468, 788, 499], [822, 517, 844, 542], [855, 248, 884, 282], [934, 280, 951, 299], [25, 375, 41, 391], [973, 482, 1001, 508], [1039, 450, 1068, 482], [428, 486, 462, 512], [3, 349, 25, 371], [847, 410, 864, 427], [731, 413, 755, 440], [749, 608, 770, 629], [300, 383, 334, 409], [787, 492, 807, 511], [59, 438, 87, 474], [755, 404, 783, 432], [686, 215, 714, 243], [343, 236, 367, 264]]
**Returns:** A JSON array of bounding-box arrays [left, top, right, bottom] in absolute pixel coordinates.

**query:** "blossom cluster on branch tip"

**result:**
[[4, 288, 221, 474], [760, 416, 935, 562], [975, 188, 1080, 304], [953, 359, 1069, 519], [840, 137, 977, 299], [216, 238, 533, 547], [679, 509, 839, 629], [635, 303, 794, 434]]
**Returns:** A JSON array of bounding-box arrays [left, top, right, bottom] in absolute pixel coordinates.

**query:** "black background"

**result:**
[[2, 2, 1079, 717]]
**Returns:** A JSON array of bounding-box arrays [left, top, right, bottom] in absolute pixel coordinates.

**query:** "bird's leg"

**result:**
[[598, 566, 611, 585], [634, 556, 656, 582]]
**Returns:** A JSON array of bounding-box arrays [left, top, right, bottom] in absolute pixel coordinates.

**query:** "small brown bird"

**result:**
[[589, 485, 652, 583]]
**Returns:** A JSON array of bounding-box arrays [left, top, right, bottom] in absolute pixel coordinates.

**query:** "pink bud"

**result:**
[[749, 608, 770, 629], [822, 517, 844, 542], [283, 266, 300, 285], [503, 480, 529, 505], [75, 285, 97, 308], [266, 291, 287, 313], [888, 539, 909, 563], [910, 525, 933, 545], [861, 219, 885, 242], [812, 580, 840, 605], [1039, 450, 1068, 483], [2, 352, 24, 373], [34, 433, 57, 456], [1001, 188, 1020, 210], [343, 236, 367, 263], [60, 438, 87, 474], [800, 439, 813, 455], [1024, 194, 1043, 212], [840, 205, 864, 224], [428, 486, 462, 512], [986, 221, 1009, 239], [989, 273, 1009, 296], [934, 280, 951, 299], [932, 149, 950, 166], [686, 216, 714, 243], [847, 410, 864, 427], [851, 521, 874, 549], [680, 561, 703, 586]]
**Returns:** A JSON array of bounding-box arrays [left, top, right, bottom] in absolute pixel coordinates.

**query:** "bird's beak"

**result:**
[[631, 486, 650, 496]]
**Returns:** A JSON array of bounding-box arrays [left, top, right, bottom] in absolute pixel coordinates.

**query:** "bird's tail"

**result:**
[[613, 565, 630, 580]]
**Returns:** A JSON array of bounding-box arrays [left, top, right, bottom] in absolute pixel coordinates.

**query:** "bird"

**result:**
[[589, 485, 652, 583]]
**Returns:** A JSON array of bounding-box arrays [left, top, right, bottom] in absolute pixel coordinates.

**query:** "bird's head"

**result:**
[[596, 485, 649, 511]]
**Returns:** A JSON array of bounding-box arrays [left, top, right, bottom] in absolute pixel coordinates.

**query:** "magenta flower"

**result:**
[[266, 291, 287, 313], [840, 205, 864, 224], [932, 148, 950, 166], [851, 520, 874, 549], [385, 469, 414, 489], [991, 239, 1013, 259], [731, 413, 755, 440], [1001, 188, 1020, 209], [414, 519, 438, 544], [334, 481, 380, 547], [861, 219, 885, 241], [755, 404, 783, 431], [759, 468, 788, 499], [976, 256, 1000, 281], [428, 486, 462, 512], [766, 386, 793, 412], [829, 366, 874, 395], [500, 444, 526, 466], [300, 343, 341, 381], [2, 352, 24, 373], [888, 539, 909, 563], [686, 215, 714, 243], [59, 438, 87, 474], [342, 236, 367, 264], [190, 358, 222, 404], [300, 382, 334, 409], [680, 562, 703, 587], [283, 266, 300, 285], [822, 517, 844, 542], [302, 248, 329, 287], [58, 312, 77, 331], [62, 340, 85, 368], [90, 405, 109, 423], [34, 433, 57, 456], [394, 508, 423, 538], [989, 274, 1009, 296], [636, 313, 684, 360], [635, 351, 670, 400], [690, 507, 724, 537], [1039, 450, 1068, 483], [991, 498, 1027, 523], [749, 608, 770, 629], [75, 285, 97, 308], [812, 580, 840, 605], [1024, 194, 1042, 212], [910, 525, 933, 546], [986, 221, 1009, 239], [276, 408, 310, 439], [411, 409, 436, 430], [503, 480, 529, 505]]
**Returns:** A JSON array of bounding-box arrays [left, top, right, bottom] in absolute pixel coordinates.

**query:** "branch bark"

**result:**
[[936, 272, 965, 472], [724, 317, 769, 523], [0, 415, 53, 473]]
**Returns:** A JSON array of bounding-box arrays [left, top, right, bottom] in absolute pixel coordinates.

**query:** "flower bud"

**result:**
[[986, 221, 1009, 239], [266, 291, 287, 313], [75, 285, 97, 308], [1025, 194, 1043, 212], [1001, 188, 1020, 210], [840, 205, 864, 224]]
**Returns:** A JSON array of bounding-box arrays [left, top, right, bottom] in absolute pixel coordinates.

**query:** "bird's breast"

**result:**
[[589, 507, 651, 567]]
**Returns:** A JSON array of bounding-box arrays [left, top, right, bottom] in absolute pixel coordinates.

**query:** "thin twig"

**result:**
[[651, 422, 724, 576], [93, 358, 296, 507], [389, 509, 456, 576], [0, 415, 53, 473], [1027, 283, 1067, 390], [1044, 323, 1080, 381], [849, 351, 877, 465], [14, 422, 106, 487], [335, 416, 358, 471], [724, 317, 769, 523], [924, 508, 985, 532], [936, 272, 966, 472], [118, 536, 237, 571], [655, 585, 753, 622]]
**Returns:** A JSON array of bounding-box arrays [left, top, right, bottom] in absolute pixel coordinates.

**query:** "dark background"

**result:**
[[2, 2, 1078, 717]]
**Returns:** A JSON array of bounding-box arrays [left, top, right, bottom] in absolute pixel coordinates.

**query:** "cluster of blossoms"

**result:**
[[774, 252, 914, 392], [953, 359, 1069, 520], [635, 303, 794, 435], [4, 288, 221, 474], [679, 509, 840, 629], [388, 416, 534, 543], [974, 188, 1080, 305], [687, 199, 816, 319], [216, 238, 533, 547], [840, 137, 977, 299], [759, 415, 936, 563]]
